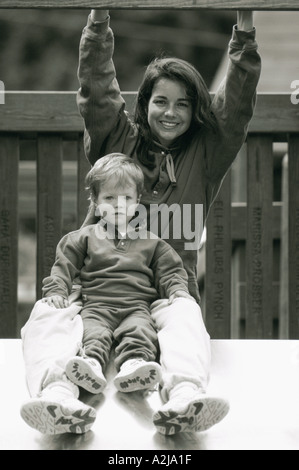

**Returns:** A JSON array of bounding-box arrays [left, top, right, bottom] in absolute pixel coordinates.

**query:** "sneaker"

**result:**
[[20, 384, 96, 435], [65, 356, 107, 394], [114, 358, 162, 392], [153, 389, 230, 435]]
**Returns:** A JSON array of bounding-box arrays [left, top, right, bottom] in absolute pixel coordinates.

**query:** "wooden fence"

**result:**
[[0, 91, 298, 339], [1, 0, 299, 339]]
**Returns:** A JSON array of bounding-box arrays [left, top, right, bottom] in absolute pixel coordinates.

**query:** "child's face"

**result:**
[[147, 78, 192, 147], [95, 176, 139, 230]]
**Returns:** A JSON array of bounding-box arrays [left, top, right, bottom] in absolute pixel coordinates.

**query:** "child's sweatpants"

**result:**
[[80, 298, 158, 371], [21, 296, 211, 402]]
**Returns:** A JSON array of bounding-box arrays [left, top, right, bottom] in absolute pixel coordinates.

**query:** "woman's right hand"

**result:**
[[91, 9, 109, 22]]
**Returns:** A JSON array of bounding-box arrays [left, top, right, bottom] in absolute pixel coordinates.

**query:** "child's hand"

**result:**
[[42, 295, 69, 309], [168, 290, 195, 304], [237, 11, 254, 31]]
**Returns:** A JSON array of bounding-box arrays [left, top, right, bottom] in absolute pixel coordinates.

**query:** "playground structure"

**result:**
[[0, 1, 299, 341], [1, 0, 299, 452]]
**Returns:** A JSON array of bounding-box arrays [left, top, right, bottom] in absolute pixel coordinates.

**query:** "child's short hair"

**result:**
[[85, 153, 144, 203]]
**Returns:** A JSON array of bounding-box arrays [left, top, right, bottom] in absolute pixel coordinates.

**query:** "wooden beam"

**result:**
[[1, 92, 298, 134], [0, 135, 19, 338], [288, 135, 299, 340], [231, 202, 281, 241], [36, 135, 63, 299], [245, 135, 274, 339], [0, 1, 299, 10], [206, 173, 232, 339]]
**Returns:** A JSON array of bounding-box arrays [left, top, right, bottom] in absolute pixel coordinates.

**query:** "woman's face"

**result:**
[[147, 77, 193, 147]]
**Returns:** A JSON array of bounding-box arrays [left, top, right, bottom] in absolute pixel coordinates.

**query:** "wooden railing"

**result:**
[[1, 1, 299, 10], [0, 91, 298, 339]]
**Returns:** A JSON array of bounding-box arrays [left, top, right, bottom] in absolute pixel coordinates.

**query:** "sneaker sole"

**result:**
[[153, 397, 229, 435], [20, 399, 96, 435], [65, 357, 107, 394], [114, 362, 162, 392]]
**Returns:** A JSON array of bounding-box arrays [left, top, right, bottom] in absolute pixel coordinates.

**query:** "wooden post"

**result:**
[[36, 135, 63, 299], [246, 135, 273, 338], [1, 1, 299, 9], [279, 154, 289, 338], [0, 135, 19, 338], [288, 135, 299, 339], [206, 172, 232, 339]]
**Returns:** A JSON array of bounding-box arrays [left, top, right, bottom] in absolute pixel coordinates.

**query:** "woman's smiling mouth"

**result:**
[[160, 121, 179, 129]]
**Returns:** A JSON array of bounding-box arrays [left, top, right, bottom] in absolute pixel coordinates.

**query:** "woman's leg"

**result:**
[[21, 299, 84, 397], [20, 299, 97, 434], [150, 298, 229, 435], [150, 297, 211, 401]]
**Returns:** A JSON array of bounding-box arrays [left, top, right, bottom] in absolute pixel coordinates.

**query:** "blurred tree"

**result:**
[[0, 9, 235, 92]]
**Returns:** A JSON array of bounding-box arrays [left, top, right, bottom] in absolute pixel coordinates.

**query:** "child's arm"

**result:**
[[42, 232, 85, 304], [151, 240, 193, 301]]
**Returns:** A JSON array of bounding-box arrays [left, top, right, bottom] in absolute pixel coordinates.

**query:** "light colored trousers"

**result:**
[[21, 297, 211, 402]]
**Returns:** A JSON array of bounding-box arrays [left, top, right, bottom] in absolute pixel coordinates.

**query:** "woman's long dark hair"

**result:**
[[134, 56, 218, 167]]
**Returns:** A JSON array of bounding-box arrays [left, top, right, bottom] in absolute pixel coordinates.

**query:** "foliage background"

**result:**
[[0, 9, 235, 92]]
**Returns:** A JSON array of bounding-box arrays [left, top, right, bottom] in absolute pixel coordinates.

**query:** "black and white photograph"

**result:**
[[0, 0, 299, 453]]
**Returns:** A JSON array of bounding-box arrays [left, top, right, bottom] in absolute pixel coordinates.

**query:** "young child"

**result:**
[[21, 153, 198, 434], [41, 153, 192, 395]]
